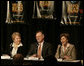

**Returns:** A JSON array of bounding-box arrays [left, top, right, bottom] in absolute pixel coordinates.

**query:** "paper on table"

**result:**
[[28, 57, 39, 60], [1, 55, 11, 59], [57, 58, 80, 62], [24, 57, 44, 61], [62, 60, 80, 62]]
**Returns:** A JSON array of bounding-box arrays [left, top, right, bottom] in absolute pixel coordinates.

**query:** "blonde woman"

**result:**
[[9, 32, 24, 57]]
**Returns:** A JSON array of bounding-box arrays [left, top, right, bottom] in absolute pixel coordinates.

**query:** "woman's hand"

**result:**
[[64, 56, 70, 59]]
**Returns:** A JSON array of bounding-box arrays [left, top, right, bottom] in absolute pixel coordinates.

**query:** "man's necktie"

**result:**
[[37, 44, 41, 58]]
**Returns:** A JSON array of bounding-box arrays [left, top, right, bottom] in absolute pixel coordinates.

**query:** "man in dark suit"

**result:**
[[27, 30, 55, 59]]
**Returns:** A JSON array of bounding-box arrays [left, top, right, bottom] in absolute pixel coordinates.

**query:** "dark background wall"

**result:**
[[1, 1, 83, 59]]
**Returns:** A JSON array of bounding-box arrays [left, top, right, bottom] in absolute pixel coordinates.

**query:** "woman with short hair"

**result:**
[[9, 32, 24, 57], [55, 33, 76, 60]]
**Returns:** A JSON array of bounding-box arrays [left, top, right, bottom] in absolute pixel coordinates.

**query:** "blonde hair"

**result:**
[[12, 32, 21, 40]]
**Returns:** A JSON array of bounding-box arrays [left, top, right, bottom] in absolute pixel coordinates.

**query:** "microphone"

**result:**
[[58, 44, 61, 58], [10, 43, 13, 48], [36, 42, 39, 47]]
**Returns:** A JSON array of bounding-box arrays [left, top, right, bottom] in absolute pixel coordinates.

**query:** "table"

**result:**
[[1, 58, 45, 65], [1, 56, 82, 65], [1, 58, 82, 65]]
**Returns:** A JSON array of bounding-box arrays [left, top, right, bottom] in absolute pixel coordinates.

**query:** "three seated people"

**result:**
[[2, 31, 76, 62]]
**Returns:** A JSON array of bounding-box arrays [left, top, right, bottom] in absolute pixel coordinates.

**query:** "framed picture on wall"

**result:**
[[6, 1, 24, 24], [61, 1, 83, 25], [32, 1, 55, 19]]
